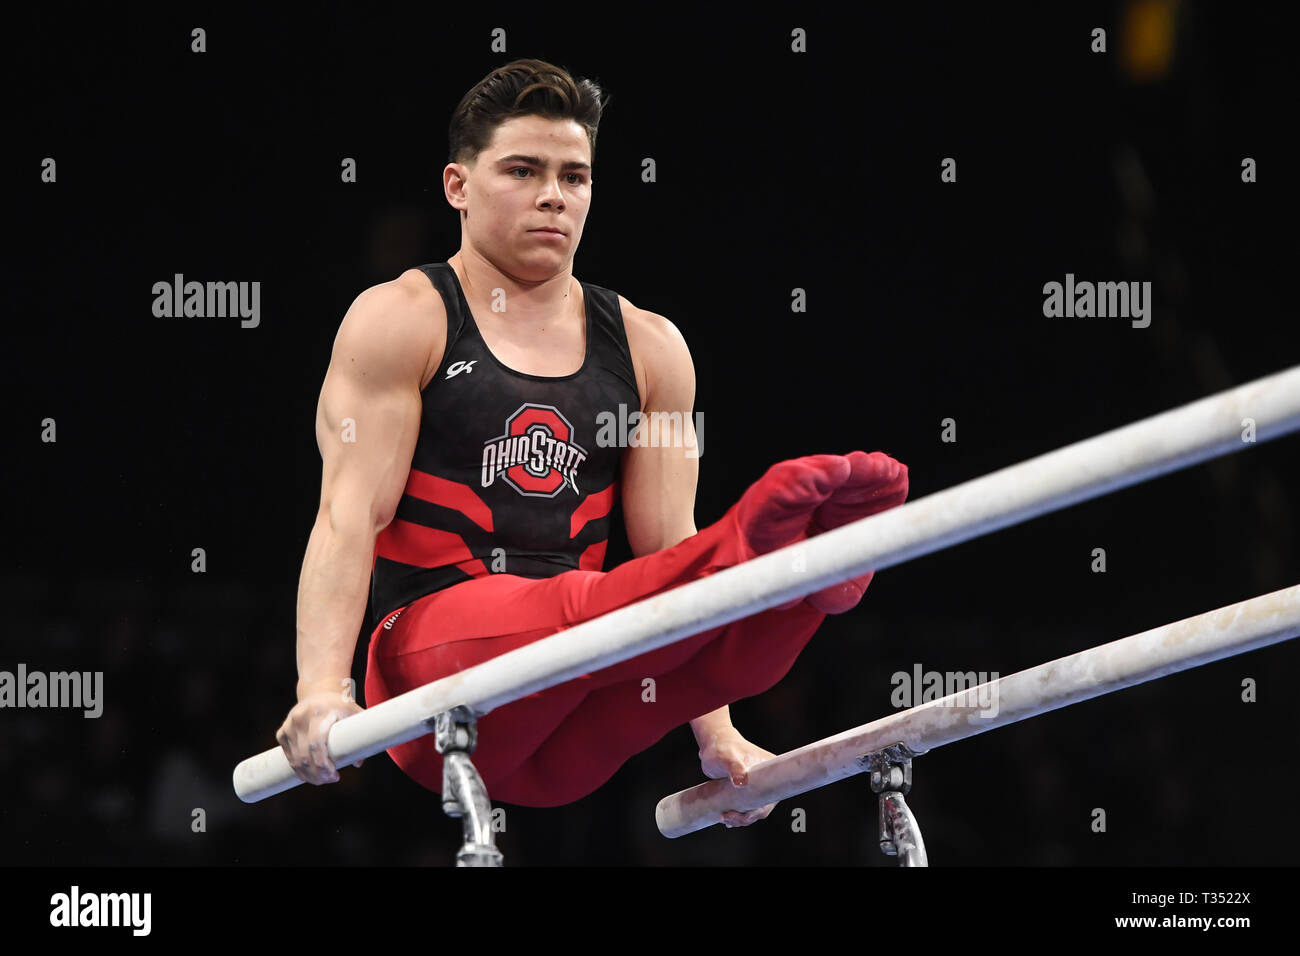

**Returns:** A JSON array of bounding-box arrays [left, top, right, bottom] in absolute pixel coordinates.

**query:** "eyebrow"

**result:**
[[495, 154, 591, 172]]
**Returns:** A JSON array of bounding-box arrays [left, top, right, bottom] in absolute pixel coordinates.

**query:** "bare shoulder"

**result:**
[[616, 294, 694, 408], [335, 269, 447, 389]]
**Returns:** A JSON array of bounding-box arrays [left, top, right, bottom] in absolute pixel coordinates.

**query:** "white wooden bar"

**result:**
[[656, 584, 1300, 837], [234, 365, 1300, 803]]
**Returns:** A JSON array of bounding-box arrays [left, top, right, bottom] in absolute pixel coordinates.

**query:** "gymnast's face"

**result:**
[[447, 114, 593, 282]]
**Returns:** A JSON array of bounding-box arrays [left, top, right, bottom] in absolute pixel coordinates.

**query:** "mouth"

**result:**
[[529, 228, 566, 235]]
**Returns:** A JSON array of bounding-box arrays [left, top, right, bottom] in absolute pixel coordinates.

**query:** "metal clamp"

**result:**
[[859, 742, 928, 867], [432, 706, 503, 867]]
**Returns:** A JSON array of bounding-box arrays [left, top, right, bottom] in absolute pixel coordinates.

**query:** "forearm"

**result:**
[[689, 705, 734, 747], [294, 514, 375, 700]]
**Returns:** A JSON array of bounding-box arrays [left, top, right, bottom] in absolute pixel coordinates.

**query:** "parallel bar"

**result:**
[[234, 365, 1300, 803], [656, 584, 1300, 837]]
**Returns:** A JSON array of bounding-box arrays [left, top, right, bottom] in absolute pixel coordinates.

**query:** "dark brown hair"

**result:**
[[448, 58, 608, 168]]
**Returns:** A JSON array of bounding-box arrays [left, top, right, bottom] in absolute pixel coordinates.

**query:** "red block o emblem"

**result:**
[[504, 404, 572, 496]]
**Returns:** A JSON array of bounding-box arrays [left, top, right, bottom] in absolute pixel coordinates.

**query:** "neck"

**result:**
[[450, 248, 575, 323]]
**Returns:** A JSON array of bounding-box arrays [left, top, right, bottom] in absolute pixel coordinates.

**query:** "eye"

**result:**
[[509, 167, 586, 184]]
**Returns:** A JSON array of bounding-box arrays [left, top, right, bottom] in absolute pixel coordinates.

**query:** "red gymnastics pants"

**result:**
[[364, 450, 908, 808]]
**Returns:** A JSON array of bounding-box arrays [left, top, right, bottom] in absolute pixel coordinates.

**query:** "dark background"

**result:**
[[4, 2, 1297, 866]]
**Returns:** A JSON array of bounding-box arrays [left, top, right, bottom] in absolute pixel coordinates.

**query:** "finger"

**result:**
[[308, 741, 339, 783], [352, 759, 365, 769], [292, 740, 318, 783], [277, 737, 303, 779], [287, 752, 312, 784], [293, 755, 319, 784], [315, 715, 344, 778]]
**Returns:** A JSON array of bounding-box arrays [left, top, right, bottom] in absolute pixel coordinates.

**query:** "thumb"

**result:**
[[730, 764, 748, 787]]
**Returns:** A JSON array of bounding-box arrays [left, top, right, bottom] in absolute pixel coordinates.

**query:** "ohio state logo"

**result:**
[[481, 403, 588, 496]]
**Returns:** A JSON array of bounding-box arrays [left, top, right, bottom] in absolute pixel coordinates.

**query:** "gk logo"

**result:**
[[446, 360, 478, 379]]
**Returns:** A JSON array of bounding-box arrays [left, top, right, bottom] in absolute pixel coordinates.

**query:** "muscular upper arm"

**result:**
[[619, 306, 700, 556], [316, 281, 432, 536]]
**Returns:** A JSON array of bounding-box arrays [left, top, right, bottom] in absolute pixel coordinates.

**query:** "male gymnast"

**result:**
[[277, 58, 909, 829]]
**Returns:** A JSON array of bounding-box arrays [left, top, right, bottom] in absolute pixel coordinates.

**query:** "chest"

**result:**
[[474, 312, 586, 377]]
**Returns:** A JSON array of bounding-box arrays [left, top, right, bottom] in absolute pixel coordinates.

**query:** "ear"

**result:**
[[444, 163, 470, 211]]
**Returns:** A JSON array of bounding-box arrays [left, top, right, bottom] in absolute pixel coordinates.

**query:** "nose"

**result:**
[[537, 175, 565, 210]]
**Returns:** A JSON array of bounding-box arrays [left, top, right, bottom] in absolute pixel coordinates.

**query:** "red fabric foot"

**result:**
[[804, 450, 909, 614], [732, 454, 851, 560], [724, 454, 851, 611]]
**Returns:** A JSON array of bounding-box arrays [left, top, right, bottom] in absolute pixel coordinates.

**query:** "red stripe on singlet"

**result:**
[[578, 540, 608, 571], [404, 469, 494, 532], [376, 519, 476, 569], [570, 481, 616, 539]]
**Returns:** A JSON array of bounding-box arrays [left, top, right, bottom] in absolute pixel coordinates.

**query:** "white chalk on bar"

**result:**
[[655, 583, 1300, 837]]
